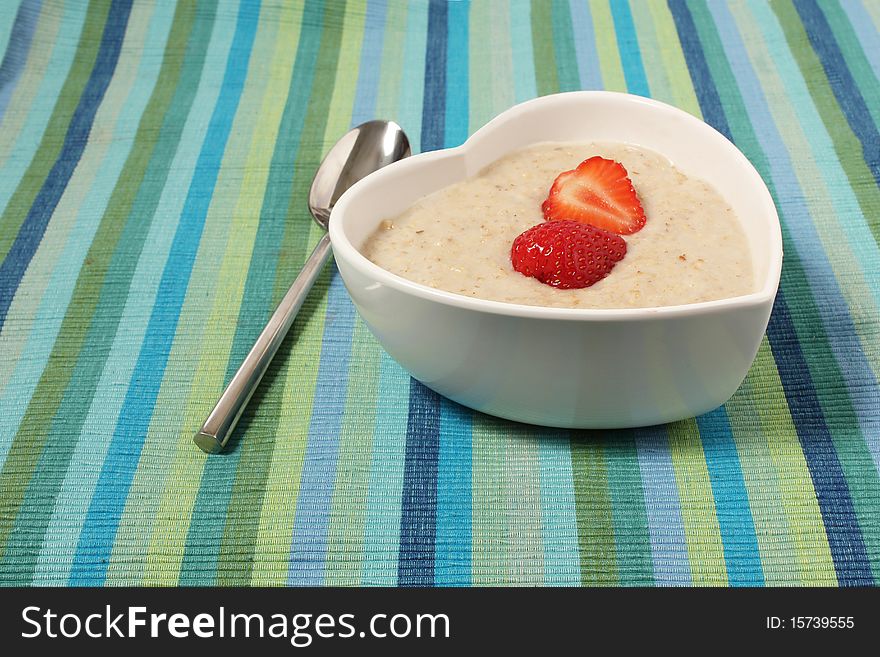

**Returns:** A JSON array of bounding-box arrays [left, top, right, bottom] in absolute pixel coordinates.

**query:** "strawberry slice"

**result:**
[[541, 156, 646, 234], [511, 220, 627, 289]]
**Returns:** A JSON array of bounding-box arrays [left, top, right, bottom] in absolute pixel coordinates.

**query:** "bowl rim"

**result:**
[[329, 91, 783, 322]]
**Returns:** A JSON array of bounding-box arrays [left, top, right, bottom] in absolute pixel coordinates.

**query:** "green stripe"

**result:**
[[588, 0, 626, 92], [309, 0, 370, 586], [324, 324, 381, 584], [770, 0, 880, 245], [504, 427, 543, 585], [468, 0, 494, 131], [107, 2, 265, 586], [551, 0, 578, 92], [729, 341, 836, 585], [667, 419, 727, 585], [0, 0, 205, 562], [324, 0, 400, 586], [605, 433, 653, 585], [0, 0, 111, 260], [373, 1, 407, 121], [0, 0, 66, 168], [724, 371, 800, 585], [629, 0, 674, 104], [530, 0, 558, 96], [172, 1, 285, 586], [817, 0, 880, 127], [471, 418, 508, 584], [731, 1, 880, 380], [570, 438, 617, 585], [488, 0, 515, 118], [646, 0, 701, 116], [689, 0, 880, 581], [865, 0, 880, 31], [215, 0, 349, 586]]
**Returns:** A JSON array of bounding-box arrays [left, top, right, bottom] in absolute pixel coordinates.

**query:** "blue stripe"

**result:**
[[634, 426, 691, 585], [395, 0, 428, 154], [667, 0, 732, 139], [0, 0, 173, 470], [396, 0, 447, 586], [794, 0, 880, 190], [69, 0, 260, 585], [288, 268, 355, 585], [0, 0, 133, 329], [706, 0, 880, 577], [609, 0, 649, 96], [568, 0, 602, 89], [434, 398, 472, 586], [444, 0, 468, 146], [420, 0, 446, 152], [360, 352, 410, 585], [181, 0, 326, 586], [510, 0, 537, 103], [744, 0, 880, 471], [538, 431, 580, 586], [350, 0, 385, 126], [435, 13, 471, 593], [839, 0, 880, 82], [0, 0, 43, 122], [398, 378, 441, 586], [767, 294, 873, 586], [696, 408, 765, 586], [670, 0, 875, 587]]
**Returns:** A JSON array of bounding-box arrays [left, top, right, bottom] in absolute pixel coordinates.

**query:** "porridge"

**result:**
[[361, 142, 754, 309]]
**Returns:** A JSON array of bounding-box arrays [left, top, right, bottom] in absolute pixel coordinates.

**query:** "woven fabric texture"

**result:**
[[0, 0, 879, 586]]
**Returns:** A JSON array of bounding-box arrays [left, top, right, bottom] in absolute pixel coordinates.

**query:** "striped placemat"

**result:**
[[0, 0, 878, 586]]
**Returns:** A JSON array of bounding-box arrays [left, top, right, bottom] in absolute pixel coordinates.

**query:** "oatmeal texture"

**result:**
[[361, 142, 754, 309]]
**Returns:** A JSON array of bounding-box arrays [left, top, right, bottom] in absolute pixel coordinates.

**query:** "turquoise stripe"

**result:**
[[747, 0, 880, 310], [288, 269, 356, 585], [434, 399, 472, 586], [696, 409, 765, 586], [634, 427, 691, 585], [538, 432, 580, 585], [32, 0, 232, 583], [746, 0, 880, 471], [509, 0, 580, 586], [710, 0, 880, 471], [568, 0, 602, 89], [0, 0, 86, 199], [609, 0, 648, 96], [396, 0, 428, 154], [0, 2, 171, 466], [360, 352, 411, 585], [178, 0, 321, 586], [350, 0, 385, 125], [510, 0, 537, 103], [840, 0, 880, 82], [360, 10, 427, 578], [444, 0, 468, 145], [0, 0, 23, 58], [67, 0, 252, 585], [0, 0, 43, 122], [606, 433, 654, 585]]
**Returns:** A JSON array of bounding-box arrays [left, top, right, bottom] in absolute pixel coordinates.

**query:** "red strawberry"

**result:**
[[510, 220, 627, 289], [541, 156, 646, 234]]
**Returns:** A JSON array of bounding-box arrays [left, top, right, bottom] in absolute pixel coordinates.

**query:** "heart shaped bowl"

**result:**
[[328, 91, 782, 428]]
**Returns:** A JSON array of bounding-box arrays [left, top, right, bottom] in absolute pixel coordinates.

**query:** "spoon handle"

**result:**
[[194, 233, 333, 453]]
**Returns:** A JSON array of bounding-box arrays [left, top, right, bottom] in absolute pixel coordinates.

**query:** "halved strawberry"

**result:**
[[541, 156, 646, 234], [511, 220, 627, 289]]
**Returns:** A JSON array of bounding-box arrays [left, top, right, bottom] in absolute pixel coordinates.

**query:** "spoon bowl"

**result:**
[[195, 120, 410, 453], [309, 120, 411, 228]]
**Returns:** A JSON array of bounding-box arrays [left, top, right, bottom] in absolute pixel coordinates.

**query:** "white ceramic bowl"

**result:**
[[329, 91, 782, 428]]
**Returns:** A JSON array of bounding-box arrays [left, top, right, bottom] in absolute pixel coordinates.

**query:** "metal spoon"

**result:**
[[194, 120, 411, 453]]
